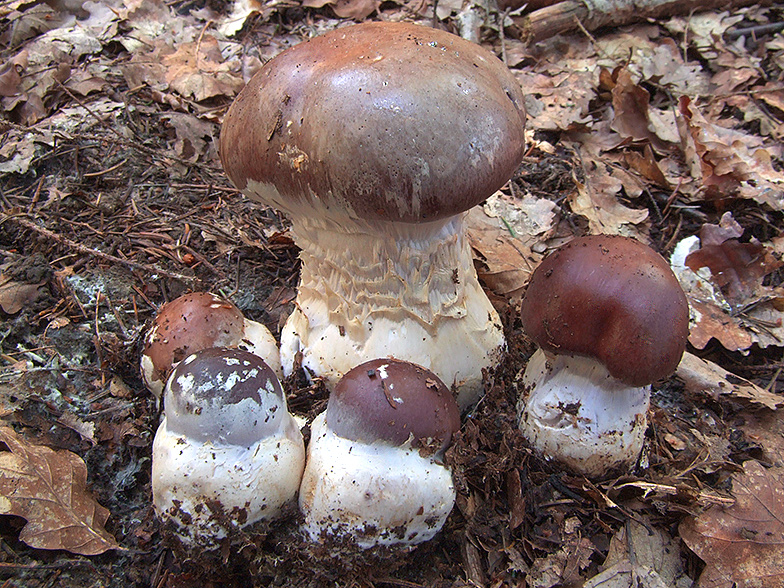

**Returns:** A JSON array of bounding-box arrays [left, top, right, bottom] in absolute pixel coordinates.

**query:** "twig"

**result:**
[[726, 21, 784, 40], [499, 7, 512, 66], [515, 0, 770, 44], [0, 213, 197, 283]]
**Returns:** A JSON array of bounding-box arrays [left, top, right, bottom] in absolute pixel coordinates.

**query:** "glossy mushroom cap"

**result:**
[[164, 347, 290, 446], [153, 347, 306, 545], [143, 293, 244, 386], [141, 292, 280, 397], [299, 359, 460, 547], [327, 358, 461, 450], [219, 21, 526, 224], [520, 235, 689, 387]]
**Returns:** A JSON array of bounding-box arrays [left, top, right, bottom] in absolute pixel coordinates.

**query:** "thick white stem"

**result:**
[[299, 413, 455, 548], [280, 213, 504, 409], [517, 349, 650, 478], [152, 417, 306, 547]]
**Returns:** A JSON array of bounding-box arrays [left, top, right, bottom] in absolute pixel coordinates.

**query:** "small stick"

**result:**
[[1, 213, 197, 283]]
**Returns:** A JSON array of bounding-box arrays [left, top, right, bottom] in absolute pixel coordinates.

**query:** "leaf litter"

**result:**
[[1, 0, 784, 586]]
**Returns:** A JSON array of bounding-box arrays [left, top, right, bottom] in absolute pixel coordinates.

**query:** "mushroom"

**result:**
[[219, 21, 526, 408], [299, 358, 461, 548], [141, 292, 280, 398], [152, 347, 305, 547], [517, 235, 689, 478]]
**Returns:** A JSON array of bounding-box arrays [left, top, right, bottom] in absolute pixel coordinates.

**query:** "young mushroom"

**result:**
[[141, 292, 280, 398], [152, 347, 305, 547], [299, 358, 461, 548], [517, 235, 689, 478], [219, 21, 526, 408]]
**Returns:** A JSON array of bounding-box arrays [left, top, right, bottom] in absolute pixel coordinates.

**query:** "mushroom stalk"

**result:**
[[300, 412, 455, 548], [517, 349, 650, 477], [279, 212, 503, 408], [220, 22, 526, 409]]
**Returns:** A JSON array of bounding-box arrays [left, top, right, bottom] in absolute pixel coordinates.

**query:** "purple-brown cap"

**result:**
[[219, 21, 526, 223], [164, 347, 287, 446], [142, 292, 246, 390], [326, 358, 461, 448], [520, 235, 689, 387]]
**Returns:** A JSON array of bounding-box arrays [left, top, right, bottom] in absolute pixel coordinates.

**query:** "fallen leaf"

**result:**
[[740, 411, 784, 468], [302, 0, 379, 19], [688, 299, 754, 351], [685, 213, 782, 308], [0, 50, 27, 97], [465, 198, 544, 300], [0, 129, 39, 175], [56, 413, 97, 446], [680, 460, 784, 588], [217, 0, 265, 37], [163, 113, 216, 163], [0, 427, 119, 555], [676, 352, 784, 410], [679, 97, 784, 209], [671, 234, 784, 351], [569, 156, 649, 236], [585, 517, 685, 588], [162, 34, 244, 101], [609, 67, 660, 145], [0, 274, 45, 314], [515, 70, 593, 132], [528, 524, 594, 588]]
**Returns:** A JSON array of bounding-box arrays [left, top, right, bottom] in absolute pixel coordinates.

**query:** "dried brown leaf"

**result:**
[[163, 113, 216, 163], [465, 196, 550, 300], [624, 146, 670, 189], [687, 299, 755, 352], [671, 233, 784, 351], [0, 51, 27, 97], [0, 274, 45, 314], [610, 67, 657, 144], [678, 97, 784, 208], [528, 528, 594, 588], [515, 70, 593, 131], [740, 411, 784, 468], [680, 460, 784, 588], [676, 352, 784, 410], [302, 0, 379, 19], [161, 35, 243, 101], [569, 157, 649, 236], [585, 517, 684, 588], [0, 427, 119, 555], [217, 0, 265, 37], [686, 240, 779, 304], [56, 413, 97, 446]]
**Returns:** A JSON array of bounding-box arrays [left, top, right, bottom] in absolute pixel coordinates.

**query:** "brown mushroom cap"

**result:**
[[142, 292, 246, 387], [326, 358, 461, 448], [219, 21, 526, 223], [164, 347, 287, 446], [520, 235, 689, 387]]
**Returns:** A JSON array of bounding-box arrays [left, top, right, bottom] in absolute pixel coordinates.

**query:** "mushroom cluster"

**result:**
[[141, 292, 280, 398], [299, 359, 461, 548], [152, 347, 305, 546], [149, 19, 533, 552], [517, 235, 689, 478], [220, 21, 526, 408]]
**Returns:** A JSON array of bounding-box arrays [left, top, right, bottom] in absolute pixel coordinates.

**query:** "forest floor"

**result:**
[[1, 0, 784, 586]]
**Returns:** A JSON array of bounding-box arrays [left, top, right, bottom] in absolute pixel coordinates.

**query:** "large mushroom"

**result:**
[[141, 292, 280, 398], [299, 358, 460, 548], [220, 21, 526, 408], [517, 235, 689, 478], [152, 347, 305, 547]]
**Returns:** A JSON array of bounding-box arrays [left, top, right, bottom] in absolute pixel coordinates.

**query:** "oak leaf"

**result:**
[[0, 427, 119, 555], [681, 460, 784, 588]]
